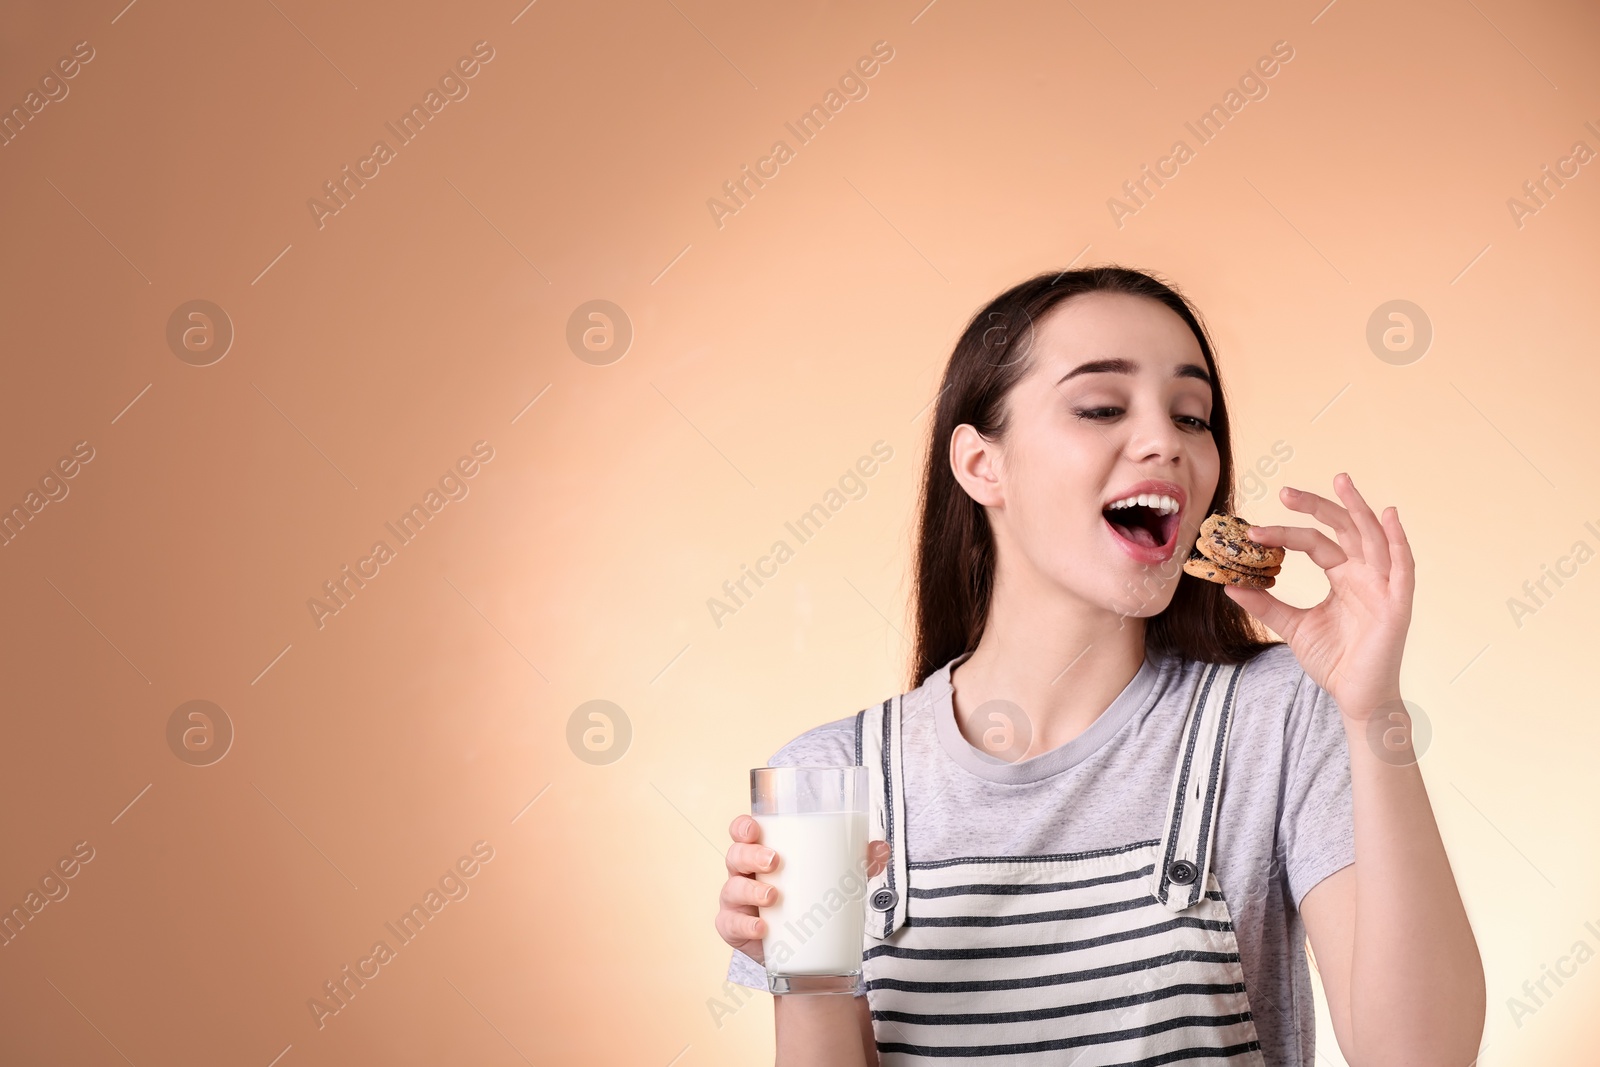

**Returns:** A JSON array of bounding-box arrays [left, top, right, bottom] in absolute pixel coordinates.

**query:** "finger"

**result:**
[[866, 839, 890, 879], [1383, 505, 1416, 602], [1281, 486, 1363, 561], [1223, 583, 1308, 641], [1244, 524, 1347, 571], [721, 874, 778, 910], [728, 814, 762, 843], [715, 908, 767, 945], [726, 842, 777, 877], [1332, 473, 1391, 575]]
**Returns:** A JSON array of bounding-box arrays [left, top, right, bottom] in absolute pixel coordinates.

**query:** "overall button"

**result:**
[[1167, 859, 1198, 885], [870, 887, 898, 912]]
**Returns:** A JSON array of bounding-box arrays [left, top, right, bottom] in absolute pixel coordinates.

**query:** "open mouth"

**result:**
[[1102, 502, 1180, 550]]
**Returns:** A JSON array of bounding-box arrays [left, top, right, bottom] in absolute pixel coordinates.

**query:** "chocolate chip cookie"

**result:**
[[1181, 549, 1277, 589], [1183, 511, 1283, 589], [1196, 512, 1285, 569]]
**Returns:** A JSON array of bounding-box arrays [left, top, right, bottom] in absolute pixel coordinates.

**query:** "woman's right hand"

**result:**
[[717, 814, 778, 966]]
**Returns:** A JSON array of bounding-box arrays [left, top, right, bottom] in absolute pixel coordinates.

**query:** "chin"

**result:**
[[1104, 575, 1180, 620]]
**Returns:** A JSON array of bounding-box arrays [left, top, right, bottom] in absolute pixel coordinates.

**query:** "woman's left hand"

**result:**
[[1222, 472, 1414, 717]]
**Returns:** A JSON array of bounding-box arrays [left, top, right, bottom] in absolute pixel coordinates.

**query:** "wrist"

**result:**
[[1340, 692, 1427, 766], [1334, 689, 1406, 728], [774, 990, 871, 1067]]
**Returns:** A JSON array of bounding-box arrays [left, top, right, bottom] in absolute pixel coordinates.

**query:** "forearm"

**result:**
[[1343, 700, 1486, 1066], [775, 994, 870, 1067]]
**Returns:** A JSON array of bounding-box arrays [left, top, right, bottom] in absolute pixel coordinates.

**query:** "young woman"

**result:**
[[714, 266, 1484, 1066]]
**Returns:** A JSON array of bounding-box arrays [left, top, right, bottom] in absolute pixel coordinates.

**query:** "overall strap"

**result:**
[[1148, 660, 1247, 912], [858, 692, 909, 940]]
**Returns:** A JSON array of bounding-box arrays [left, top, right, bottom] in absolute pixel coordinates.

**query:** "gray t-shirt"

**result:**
[[726, 641, 1354, 1067]]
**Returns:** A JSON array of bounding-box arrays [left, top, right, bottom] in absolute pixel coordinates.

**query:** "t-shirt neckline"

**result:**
[[927, 648, 1165, 784]]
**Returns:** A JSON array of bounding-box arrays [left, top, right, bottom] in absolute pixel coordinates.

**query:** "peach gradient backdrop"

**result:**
[[1, 0, 1597, 1063]]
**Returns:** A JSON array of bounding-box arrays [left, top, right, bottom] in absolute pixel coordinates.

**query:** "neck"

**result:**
[[950, 557, 1149, 758]]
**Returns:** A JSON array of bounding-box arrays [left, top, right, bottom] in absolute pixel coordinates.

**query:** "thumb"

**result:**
[[866, 840, 890, 879], [1223, 583, 1304, 639]]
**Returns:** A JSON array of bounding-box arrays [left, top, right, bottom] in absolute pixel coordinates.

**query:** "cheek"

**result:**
[[1195, 442, 1222, 497], [1019, 450, 1099, 531]]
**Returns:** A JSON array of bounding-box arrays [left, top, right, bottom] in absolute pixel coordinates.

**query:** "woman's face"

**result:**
[[953, 291, 1222, 618]]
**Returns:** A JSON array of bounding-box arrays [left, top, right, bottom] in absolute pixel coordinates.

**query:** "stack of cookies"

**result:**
[[1181, 512, 1284, 589]]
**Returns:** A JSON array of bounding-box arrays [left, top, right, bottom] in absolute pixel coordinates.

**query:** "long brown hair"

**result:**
[[908, 265, 1278, 690]]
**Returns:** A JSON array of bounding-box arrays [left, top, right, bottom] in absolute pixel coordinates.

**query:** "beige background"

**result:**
[[0, 0, 1596, 1063]]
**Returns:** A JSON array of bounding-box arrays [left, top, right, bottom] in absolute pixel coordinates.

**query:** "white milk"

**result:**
[[754, 810, 869, 974]]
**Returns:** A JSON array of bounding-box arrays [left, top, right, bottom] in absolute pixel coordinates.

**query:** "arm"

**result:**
[[1300, 710, 1485, 1067], [774, 994, 875, 1067], [1231, 475, 1485, 1066], [856, 994, 880, 1064]]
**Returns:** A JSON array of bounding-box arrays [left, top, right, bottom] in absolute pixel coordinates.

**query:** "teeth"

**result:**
[[1106, 493, 1180, 515]]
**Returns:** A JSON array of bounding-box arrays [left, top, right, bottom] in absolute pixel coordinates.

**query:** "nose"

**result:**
[[1124, 405, 1186, 467]]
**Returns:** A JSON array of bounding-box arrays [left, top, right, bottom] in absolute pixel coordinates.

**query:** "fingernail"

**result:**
[[761, 887, 774, 904], [761, 849, 776, 868], [1283, 487, 1299, 497]]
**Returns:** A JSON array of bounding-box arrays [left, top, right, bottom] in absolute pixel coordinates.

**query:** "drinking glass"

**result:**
[[749, 766, 869, 995]]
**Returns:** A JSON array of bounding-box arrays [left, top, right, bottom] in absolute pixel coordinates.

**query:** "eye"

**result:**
[[1073, 407, 1122, 421], [1074, 407, 1212, 433]]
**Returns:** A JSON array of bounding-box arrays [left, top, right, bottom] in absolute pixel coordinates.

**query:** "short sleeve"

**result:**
[[726, 945, 768, 991], [1277, 669, 1356, 909], [723, 714, 866, 997]]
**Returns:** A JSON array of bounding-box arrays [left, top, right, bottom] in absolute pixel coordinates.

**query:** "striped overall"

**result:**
[[856, 661, 1265, 1065]]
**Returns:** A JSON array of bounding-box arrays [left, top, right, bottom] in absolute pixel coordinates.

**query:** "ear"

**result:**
[[950, 423, 1004, 507]]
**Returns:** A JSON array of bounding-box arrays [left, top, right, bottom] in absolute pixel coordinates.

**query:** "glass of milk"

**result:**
[[750, 766, 869, 995]]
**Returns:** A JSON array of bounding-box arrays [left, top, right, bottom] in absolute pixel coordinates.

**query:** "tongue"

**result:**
[[1108, 517, 1160, 547]]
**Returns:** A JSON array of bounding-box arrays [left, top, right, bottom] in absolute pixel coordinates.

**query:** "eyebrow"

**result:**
[[1056, 357, 1212, 386]]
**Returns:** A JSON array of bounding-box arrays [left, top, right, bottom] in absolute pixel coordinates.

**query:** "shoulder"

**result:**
[[1220, 643, 1346, 765], [765, 673, 931, 767], [1236, 642, 1318, 706], [1164, 642, 1331, 733], [767, 711, 863, 768]]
